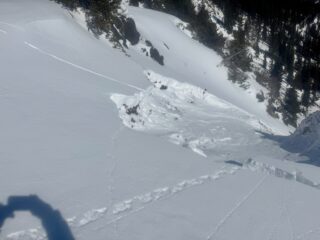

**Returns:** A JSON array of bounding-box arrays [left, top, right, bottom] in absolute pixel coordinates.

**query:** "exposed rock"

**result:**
[[145, 40, 164, 65]]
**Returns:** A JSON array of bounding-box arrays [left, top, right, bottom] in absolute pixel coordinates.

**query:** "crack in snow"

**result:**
[[24, 41, 142, 91], [242, 159, 320, 190]]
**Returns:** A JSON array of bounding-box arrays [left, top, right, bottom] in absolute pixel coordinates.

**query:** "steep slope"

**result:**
[[1, 1, 320, 240], [131, 0, 320, 127], [111, 70, 270, 157], [125, 6, 291, 134], [282, 111, 320, 165]]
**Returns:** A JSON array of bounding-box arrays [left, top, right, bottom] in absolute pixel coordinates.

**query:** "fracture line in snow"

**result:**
[[226, 158, 320, 190], [24, 41, 143, 91], [206, 175, 267, 240], [242, 158, 320, 190]]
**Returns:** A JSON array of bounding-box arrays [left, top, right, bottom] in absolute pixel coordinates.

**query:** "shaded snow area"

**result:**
[[1, 1, 320, 240], [111, 71, 270, 157], [282, 111, 320, 164]]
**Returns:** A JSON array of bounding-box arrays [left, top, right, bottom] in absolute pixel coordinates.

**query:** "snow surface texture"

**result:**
[[282, 111, 320, 164], [126, 6, 292, 135], [1, 1, 320, 240], [111, 70, 270, 157]]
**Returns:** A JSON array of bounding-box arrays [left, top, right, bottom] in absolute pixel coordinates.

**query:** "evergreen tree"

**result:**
[[283, 87, 300, 127]]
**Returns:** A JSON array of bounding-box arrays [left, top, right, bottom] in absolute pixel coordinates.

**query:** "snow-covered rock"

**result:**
[[284, 111, 320, 159]]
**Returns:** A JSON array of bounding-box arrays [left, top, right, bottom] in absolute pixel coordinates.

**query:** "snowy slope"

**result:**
[[1, 1, 320, 240], [282, 111, 320, 165], [126, 6, 291, 135]]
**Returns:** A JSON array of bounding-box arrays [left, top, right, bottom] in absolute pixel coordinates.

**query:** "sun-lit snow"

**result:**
[[111, 70, 271, 157], [0, 1, 320, 240]]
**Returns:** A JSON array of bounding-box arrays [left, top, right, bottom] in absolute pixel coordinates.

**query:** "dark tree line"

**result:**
[[211, 0, 320, 126], [52, 0, 319, 126], [51, 0, 140, 47], [132, 0, 320, 126], [130, 0, 226, 52]]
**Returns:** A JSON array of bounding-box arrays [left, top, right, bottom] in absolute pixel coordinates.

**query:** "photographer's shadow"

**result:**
[[0, 195, 75, 240]]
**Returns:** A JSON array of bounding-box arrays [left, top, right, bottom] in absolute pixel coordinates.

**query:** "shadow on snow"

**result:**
[[0, 195, 75, 240]]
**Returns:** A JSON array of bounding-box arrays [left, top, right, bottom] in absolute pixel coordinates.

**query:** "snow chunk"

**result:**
[[6, 228, 45, 240], [112, 200, 133, 214], [78, 208, 108, 226], [111, 71, 268, 157]]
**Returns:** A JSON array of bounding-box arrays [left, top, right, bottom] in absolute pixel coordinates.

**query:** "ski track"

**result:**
[[24, 41, 143, 91], [7, 157, 320, 240], [283, 185, 295, 240], [5, 166, 240, 240], [6, 157, 320, 239], [89, 165, 240, 232], [106, 126, 124, 240], [266, 200, 285, 240], [1, 3, 319, 240], [206, 175, 267, 240], [267, 182, 292, 240]]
